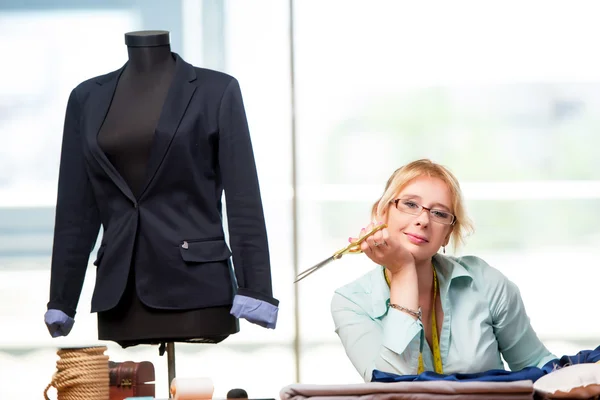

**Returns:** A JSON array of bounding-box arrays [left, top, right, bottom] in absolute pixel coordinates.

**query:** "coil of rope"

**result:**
[[44, 346, 110, 400]]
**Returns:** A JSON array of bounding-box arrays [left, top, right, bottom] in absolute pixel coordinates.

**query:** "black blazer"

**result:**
[[47, 53, 277, 318]]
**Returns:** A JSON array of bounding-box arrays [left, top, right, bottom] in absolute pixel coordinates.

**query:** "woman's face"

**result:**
[[382, 176, 454, 262]]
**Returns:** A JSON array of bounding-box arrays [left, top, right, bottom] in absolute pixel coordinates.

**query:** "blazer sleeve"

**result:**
[[218, 78, 279, 326], [47, 88, 101, 318]]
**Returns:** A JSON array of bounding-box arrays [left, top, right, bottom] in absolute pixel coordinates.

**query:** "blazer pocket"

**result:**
[[180, 239, 232, 263], [93, 245, 106, 266]]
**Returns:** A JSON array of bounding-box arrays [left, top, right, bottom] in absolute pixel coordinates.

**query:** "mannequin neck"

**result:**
[[126, 45, 174, 73]]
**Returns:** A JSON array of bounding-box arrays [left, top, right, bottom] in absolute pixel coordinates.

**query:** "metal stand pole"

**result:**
[[167, 342, 176, 398]]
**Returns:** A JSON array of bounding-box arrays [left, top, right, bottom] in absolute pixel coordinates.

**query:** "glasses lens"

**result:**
[[430, 210, 454, 225], [397, 200, 421, 215], [397, 200, 455, 225]]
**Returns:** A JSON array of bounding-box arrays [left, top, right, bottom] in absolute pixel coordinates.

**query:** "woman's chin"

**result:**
[[406, 245, 436, 263]]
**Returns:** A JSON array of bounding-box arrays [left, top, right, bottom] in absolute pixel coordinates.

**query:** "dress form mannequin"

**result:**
[[96, 30, 239, 347], [45, 29, 278, 394]]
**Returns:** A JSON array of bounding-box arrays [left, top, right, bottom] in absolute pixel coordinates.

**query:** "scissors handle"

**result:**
[[332, 223, 387, 259]]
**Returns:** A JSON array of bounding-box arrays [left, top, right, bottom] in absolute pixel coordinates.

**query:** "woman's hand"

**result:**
[[350, 222, 416, 276], [351, 221, 419, 316]]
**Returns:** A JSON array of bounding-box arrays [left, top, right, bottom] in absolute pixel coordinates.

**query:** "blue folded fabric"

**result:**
[[541, 345, 600, 373], [372, 345, 600, 383], [372, 367, 545, 383]]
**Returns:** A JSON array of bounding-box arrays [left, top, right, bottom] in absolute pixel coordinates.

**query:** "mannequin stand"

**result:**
[[167, 342, 176, 398]]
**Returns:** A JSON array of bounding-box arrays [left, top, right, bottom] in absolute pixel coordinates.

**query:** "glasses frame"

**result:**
[[392, 199, 456, 226]]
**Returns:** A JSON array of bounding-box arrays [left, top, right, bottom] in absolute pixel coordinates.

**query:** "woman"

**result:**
[[331, 159, 555, 382]]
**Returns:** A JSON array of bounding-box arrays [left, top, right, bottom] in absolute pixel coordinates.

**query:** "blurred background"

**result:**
[[1, 0, 600, 398]]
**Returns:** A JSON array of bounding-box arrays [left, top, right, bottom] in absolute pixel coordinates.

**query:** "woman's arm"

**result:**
[[334, 223, 425, 381], [486, 264, 556, 370], [331, 290, 423, 382]]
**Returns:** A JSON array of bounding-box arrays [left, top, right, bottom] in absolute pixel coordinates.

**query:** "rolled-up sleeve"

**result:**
[[331, 292, 423, 382], [218, 77, 279, 328]]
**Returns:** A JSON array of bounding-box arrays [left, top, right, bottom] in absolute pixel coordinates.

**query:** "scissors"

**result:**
[[294, 223, 387, 283]]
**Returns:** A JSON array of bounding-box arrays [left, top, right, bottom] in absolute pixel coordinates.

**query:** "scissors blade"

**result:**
[[294, 255, 335, 283], [293, 224, 388, 284]]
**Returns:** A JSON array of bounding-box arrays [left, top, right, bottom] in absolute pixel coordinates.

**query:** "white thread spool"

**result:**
[[170, 377, 214, 400]]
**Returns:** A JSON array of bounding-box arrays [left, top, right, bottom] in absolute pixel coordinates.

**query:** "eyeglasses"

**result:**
[[392, 199, 456, 225]]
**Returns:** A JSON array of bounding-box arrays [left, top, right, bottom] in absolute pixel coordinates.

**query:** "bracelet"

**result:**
[[390, 303, 422, 320]]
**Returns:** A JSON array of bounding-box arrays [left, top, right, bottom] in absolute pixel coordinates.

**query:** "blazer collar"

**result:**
[[87, 52, 198, 201], [94, 52, 197, 86]]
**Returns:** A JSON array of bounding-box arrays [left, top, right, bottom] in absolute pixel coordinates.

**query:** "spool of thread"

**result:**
[[170, 377, 214, 400], [44, 346, 110, 400]]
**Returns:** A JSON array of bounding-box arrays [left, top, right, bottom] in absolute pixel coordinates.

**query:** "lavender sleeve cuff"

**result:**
[[44, 309, 75, 337], [230, 294, 278, 329]]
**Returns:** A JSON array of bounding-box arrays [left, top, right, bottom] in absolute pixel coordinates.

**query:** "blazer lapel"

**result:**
[[86, 66, 136, 203], [139, 53, 198, 198]]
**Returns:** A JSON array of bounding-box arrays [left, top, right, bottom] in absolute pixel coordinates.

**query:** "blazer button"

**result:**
[[182, 241, 189, 249]]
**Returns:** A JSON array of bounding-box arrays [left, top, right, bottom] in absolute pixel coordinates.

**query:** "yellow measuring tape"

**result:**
[[385, 265, 444, 374]]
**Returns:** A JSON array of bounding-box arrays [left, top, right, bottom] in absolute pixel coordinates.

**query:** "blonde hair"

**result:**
[[371, 159, 474, 252]]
